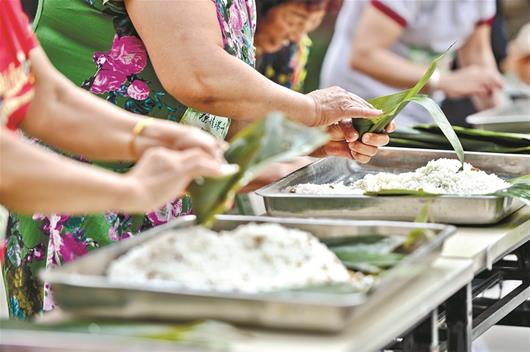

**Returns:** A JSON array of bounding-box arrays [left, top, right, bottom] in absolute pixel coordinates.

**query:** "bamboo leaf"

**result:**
[[407, 96, 465, 164], [188, 113, 329, 225], [350, 46, 465, 164], [352, 49, 448, 135], [413, 124, 530, 148], [404, 201, 433, 251]]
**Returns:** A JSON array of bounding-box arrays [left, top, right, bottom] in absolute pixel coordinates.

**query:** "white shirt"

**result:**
[[321, 0, 496, 127]]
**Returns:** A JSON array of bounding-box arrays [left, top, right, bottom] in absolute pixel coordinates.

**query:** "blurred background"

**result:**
[[302, 0, 530, 93]]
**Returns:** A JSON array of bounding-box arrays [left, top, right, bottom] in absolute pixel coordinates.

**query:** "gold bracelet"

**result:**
[[130, 117, 155, 159]]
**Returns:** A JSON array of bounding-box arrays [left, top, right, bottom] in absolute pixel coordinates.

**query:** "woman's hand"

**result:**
[[123, 147, 238, 213], [313, 120, 396, 164], [133, 120, 228, 162], [306, 86, 383, 126], [438, 66, 504, 99]]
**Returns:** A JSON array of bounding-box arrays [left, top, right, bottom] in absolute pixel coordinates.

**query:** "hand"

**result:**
[[312, 120, 395, 164], [134, 121, 229, 162], [439, 66, 504, 99], [306, 86, 382, 126], [123, 147, 238, 213]]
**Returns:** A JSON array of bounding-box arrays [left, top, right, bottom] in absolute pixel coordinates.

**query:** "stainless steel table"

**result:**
[[440, 207, 530, 352]]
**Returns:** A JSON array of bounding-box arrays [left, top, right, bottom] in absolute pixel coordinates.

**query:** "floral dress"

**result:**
[[3, 0, 256, 320], [256, 35, 311, 92]]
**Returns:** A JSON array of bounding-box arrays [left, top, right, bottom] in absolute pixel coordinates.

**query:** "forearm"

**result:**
[[351, 48, 429, 89], [169, 46, 316, 124], [0, 130, 135, 214], [126, 0, 316, 126], [457, 25, 497, 70], [21, 48, 140, 161]]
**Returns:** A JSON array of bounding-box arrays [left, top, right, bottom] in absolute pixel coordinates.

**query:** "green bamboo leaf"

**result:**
[[407, 96, 465, 164], [390, 129, 530, 154], [404, 201, 433, 251], [352, 48, 449, 135], [188, 113, 329, 225], [350, 46, 465, 164], [414, 124, 530, 148]]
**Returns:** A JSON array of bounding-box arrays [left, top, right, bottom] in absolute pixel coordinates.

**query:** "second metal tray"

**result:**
[[42, 215, 454, 332], [256, 148, 529, 225], [466, 102, 530, 133]]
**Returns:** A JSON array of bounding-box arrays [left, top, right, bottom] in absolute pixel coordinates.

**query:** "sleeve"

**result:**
[[476, 0, 496, 26], [369, 0, 420, 28]]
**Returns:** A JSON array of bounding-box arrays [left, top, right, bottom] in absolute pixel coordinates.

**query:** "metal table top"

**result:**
[[442, 207, 530, 273]]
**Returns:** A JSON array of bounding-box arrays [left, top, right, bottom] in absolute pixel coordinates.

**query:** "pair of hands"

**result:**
[[125, 87, 393, 211], [307, 86, 395, 163], [438, 65, 504, 111]]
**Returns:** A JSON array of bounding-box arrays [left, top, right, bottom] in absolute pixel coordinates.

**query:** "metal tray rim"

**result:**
[[256, 149, 527, 200], [41, 215, 456, 308]]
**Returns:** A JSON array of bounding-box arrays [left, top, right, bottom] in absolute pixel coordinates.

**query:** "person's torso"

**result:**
[[34, 0, 256, 139], [321, 0, 495, 126]]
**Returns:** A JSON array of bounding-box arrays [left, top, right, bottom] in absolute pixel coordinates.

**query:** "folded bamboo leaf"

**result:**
[[188, 113, 329, 225], [352, 49, 444, 135], [350, 47, 465, 164]]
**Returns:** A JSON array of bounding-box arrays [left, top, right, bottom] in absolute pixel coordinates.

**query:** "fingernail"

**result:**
[[220, 164, 240, 175]]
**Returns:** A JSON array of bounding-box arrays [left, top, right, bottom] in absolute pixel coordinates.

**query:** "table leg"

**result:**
[[446, 283, 472, 352]]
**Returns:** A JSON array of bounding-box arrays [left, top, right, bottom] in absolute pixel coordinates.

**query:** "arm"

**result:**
[[124, 0, 380, 127], [21, 48, 226, 162], [456, 24, 503, 109], [0, 128, 234, 215], [0, 128, 133, 214], [349, 5, 429, 89]]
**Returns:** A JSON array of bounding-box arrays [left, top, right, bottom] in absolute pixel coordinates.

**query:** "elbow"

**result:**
[[161, 69, 220, 109], [350, 46, 375, 73]]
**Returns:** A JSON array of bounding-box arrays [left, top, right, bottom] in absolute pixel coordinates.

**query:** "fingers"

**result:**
[[385, 121, 396, 133], [180, 149, 239, 179], [322, 141, 355, 159], [327, 120, 360, 142], [361, 132, 390, 147], [349, 141, 379, 157], [339, 119, 360, 143], [345, 105, 383, 119]]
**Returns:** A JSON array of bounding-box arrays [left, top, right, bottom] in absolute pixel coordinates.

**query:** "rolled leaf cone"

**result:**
[[188, 113, 330, 226], [351, 46, 465, 164]]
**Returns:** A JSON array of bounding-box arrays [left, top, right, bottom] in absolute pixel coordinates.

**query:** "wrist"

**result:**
[[301, 93, 321, 127], [129, 118, 157, 160], [428, 68, 442, 93], [114, 174, 145, 213]]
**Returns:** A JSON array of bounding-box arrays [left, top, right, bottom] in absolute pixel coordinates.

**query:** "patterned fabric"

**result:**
[[256, 35, 311, 92], [0, 0, 38, 130], [3, 0, 256, 319]]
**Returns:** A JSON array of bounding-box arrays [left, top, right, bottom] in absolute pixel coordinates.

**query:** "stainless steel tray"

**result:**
[[466, 102, 530, 133], [42, 215, 455, 332], [257, 148, 529, 225]]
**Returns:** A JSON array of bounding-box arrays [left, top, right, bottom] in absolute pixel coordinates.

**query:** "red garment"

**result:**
[[0, 0, 38, 130]]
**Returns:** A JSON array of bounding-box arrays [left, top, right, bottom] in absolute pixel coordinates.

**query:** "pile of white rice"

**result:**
[[108, 223, 368, 293], [289, 159, 510, 195]]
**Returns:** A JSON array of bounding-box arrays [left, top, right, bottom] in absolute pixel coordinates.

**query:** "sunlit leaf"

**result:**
[[188, 113, 329, 225]]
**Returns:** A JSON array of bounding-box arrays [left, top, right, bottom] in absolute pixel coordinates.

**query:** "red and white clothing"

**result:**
[[0, 0, 38, 130], [321, 0, 496, 126]]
